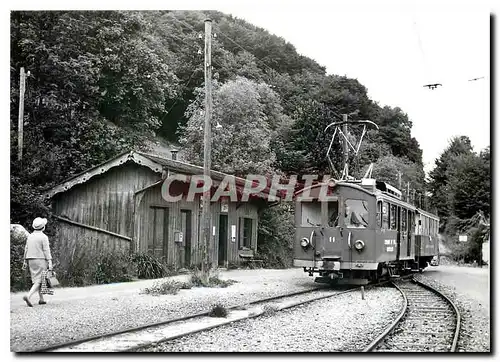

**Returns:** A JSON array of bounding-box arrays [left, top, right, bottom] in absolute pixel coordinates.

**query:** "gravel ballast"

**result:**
[[414, 271, 490, 352], [139, 286, 403, 352], [10, 269, 320, 352]]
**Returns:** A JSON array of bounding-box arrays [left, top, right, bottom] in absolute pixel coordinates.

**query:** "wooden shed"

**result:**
[[45, 151, 275, 269]]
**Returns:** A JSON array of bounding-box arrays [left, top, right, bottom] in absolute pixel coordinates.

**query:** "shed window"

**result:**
[[239, 217, 253, 248]]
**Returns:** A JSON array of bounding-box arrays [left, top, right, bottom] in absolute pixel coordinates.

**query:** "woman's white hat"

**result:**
[[32, 217, 48, 230]]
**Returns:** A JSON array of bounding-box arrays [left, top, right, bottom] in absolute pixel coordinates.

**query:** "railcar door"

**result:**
[[396, 206, 401, 261], [322, 197, 343, 258], [407, 210, 413, 257], [341, 197, 374, 265]]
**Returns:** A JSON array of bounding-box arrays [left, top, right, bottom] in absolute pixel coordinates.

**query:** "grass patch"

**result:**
[[190, 268, 238, 288], [141, 279, 193, 295], [208, 303, 229, 318], [262, 304, 279, 316]]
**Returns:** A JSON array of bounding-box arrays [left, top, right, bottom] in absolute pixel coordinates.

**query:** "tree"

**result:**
[[373, 106, 422, 164], [368, 154, 426, 196], [179, 76, 290, 176], [10, 11, 180, 224], [428, 136, 474, 230], [445, 149, 490, 220]]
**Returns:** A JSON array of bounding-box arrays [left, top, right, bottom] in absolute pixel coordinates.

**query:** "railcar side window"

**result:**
[[344, 199, 369, 228], [390, 204, 397, 230], [301, 202, 322, 227], [382, 202, 389, 229], [377, 201, 382, 228], [401, 209, 407, 232], [328, 201, 339, 227]]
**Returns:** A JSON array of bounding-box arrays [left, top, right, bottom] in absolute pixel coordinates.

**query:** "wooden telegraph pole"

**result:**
[[342, 114, 348, 179], [200, 18, 213, 279], [18, 67, 26, 163]]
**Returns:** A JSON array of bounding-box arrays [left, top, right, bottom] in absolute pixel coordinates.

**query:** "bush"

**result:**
[[191, 269, 237, 288], [142, 280, 181, 295], [142, 279, 192, 295], [208, 303, 228, 318], [131, 253, 167, 279], [257, 203, 294, 268], [56, 242, 94, 287], [94, 251, 135, 284], [10, 225, 31, 292], [190, 268, 237, 288], [55, 240, 136, 287]]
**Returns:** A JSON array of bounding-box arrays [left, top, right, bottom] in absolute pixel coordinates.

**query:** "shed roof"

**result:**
[[44, 151, 275, 201]]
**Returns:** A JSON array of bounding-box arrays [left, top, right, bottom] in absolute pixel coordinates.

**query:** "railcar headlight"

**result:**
[[300, 237, 310, 248], [354, 240, 365, 251]]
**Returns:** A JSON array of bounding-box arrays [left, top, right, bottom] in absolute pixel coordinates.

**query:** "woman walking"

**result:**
[[22, 217, 53, 307]]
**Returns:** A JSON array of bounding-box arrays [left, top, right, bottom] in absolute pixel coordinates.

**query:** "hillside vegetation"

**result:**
[[11, 10, 488, 270]]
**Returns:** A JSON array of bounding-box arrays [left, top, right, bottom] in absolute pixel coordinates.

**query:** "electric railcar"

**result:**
[[293, 178, 439, 285]]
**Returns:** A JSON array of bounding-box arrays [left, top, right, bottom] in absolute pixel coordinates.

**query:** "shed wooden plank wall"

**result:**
[[55, 221, 131, 270], [52, 162, 159, 252], [137, 182, 201, 265], [137, 183, 259, 267], [51, 160, 262, 269]]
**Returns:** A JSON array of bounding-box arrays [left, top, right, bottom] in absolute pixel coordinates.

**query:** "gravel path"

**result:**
[[414, 271, 490, 352], [10, 269, 317, 352], [139, 286, 403, 352]]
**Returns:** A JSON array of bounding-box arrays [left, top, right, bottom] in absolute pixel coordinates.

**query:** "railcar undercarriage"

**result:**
[[303, 257, 434, 285]]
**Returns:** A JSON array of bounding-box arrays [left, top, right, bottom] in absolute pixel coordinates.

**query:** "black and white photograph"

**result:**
[[9, 0, 491, 354]]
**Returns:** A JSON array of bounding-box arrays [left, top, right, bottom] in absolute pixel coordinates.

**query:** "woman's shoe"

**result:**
[[23, 296, 33, 307], [38, 301, 47, 305]]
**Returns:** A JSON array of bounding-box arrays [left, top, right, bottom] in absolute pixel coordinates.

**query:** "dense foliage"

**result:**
[[12, 10, 454, 274], [428, 137, 490, 262]]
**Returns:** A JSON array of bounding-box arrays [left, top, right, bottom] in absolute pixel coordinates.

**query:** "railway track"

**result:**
[[363, 278, 461, 352], [32, 286, 359, 352]]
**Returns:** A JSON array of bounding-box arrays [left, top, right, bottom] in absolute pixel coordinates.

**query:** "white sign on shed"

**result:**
[[459, 235, 468, 242]]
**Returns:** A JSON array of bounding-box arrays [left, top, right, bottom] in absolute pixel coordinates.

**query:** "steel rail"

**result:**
[[28, 286, 344, 353], [412, 278, 461, 352], [362, 281, 407, 352], [362, 277, 461, 352], [125, 285, 362, 352]]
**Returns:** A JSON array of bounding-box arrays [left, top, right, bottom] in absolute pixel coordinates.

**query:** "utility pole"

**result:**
[[200, 18, 213, 279], [407, 182, 410, 203], [397, 171, 402, 190], [18, 67, 26, 163], [342, 114, 348, 179]]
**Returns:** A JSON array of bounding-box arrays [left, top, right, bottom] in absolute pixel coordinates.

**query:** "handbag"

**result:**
[[40, 270, 54, 295], [46, 270, 60, 288]]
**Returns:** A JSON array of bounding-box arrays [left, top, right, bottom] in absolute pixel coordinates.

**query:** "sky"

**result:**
[[214, 0, 491, 174]]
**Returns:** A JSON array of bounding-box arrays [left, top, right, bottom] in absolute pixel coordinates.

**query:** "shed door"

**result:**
[[181, 209, 192, 267], [149, 206, 169, 260], [218, 214, 228, 266]]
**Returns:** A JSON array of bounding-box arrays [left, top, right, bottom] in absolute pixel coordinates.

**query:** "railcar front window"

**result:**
[[328, 201, 339, 227], [344, 199, 369, 228], [301, 202, 322, 227]]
